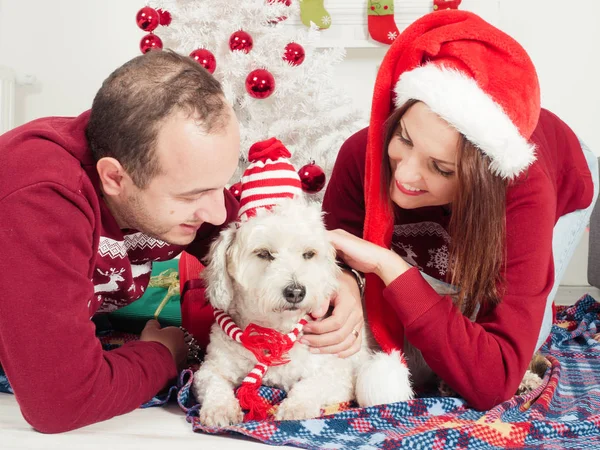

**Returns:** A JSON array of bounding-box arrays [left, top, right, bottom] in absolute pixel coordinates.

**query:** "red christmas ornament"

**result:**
[[245, 69, 276, 99], [433, 0, 462, 10], [157, 8, 172, 26], [136, 6, 160, 32], [190, 49, 217, 74], [140, 34, 163, 54], [283, 42, 305, 66], [298, 162, 326, 193], [229, 182, 242, 202], [229, 30, 253, 53]]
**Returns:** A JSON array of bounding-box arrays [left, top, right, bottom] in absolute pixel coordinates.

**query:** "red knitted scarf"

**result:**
[[213, 309, 311, 421]]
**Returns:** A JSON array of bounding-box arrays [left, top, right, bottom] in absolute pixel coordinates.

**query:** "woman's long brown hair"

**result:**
[[382, 101, 508, 317]]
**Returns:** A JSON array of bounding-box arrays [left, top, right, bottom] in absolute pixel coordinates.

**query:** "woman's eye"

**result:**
[[303, 250, 316, 260], [433, 162, 454, 177], [396, 132, 413, 146], [256, 250, 275, 261]]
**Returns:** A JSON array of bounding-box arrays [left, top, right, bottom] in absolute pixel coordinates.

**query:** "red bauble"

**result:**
[[298, 162, 326, 193], [140, 34, 163, 54], [229, 182, 242, 202], [283, 42, 305, 66], [136, 6, 160, 32], [157, 8, 172, 26], [229, 30, 253, 53], [190, 49, 217, 74], [245, 69, 275, 99]]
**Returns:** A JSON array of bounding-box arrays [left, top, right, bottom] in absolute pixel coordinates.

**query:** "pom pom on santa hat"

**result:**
[[237, 137, 303, 221]]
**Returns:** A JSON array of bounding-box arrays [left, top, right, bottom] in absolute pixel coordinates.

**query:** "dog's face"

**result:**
[[203, 198, 340, 328]]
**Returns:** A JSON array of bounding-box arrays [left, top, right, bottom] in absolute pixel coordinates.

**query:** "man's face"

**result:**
[[120, 107, 240, 245]]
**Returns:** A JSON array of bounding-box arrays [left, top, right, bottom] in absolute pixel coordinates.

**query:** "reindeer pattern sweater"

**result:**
[[0, 111, 238, 432]]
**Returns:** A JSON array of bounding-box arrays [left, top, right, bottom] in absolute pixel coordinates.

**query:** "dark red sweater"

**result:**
[[322, 109, 594, 409], [0, 111, 238, 432]]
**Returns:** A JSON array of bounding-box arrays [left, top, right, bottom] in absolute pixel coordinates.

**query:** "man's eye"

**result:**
[[256, 249, 275, 261]]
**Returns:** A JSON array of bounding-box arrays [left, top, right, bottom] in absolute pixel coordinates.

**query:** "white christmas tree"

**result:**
[[136, 0, 366, 200]]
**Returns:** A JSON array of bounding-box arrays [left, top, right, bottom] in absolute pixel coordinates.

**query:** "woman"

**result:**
[[305, 10, 598, 410]]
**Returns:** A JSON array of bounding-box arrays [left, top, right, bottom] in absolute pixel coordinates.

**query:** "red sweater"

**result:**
[[0, 111, 238, 432], [322, 109, 594, 410]]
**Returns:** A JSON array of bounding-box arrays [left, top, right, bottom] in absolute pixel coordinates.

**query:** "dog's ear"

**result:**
[[201, 224, 236, 311]]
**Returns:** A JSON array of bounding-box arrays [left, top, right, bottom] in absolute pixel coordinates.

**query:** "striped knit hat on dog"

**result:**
[[237, 137, 303, 222]]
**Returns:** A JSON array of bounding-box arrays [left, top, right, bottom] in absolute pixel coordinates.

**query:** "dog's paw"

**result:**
[[199, 398, 244, 427], [275, 398, 321, 421]]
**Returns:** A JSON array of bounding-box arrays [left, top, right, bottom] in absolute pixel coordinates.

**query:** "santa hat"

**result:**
[[237, 137, 303, 221], [363, 10, 541, 355]]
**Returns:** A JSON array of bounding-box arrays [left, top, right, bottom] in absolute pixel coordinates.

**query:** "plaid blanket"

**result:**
[[2, 295, 600, 449], [174, 294, 600, 449]]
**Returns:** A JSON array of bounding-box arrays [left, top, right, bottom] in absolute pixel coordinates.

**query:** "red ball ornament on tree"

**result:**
[[229, 182, 242, 202], [136, 6, 160, 32], [190, 49, 217, 74], [283, 42, 305, 66], [245, 69, 275, 99], [140, 34, 163, 54], [157, 8, 172, 26], [298, 161, 326, 193], [229, 30, 253, 53]]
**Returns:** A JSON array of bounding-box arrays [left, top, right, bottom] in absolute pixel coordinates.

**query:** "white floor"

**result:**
[[0, 394, 273, 450], [554, 285, 600, 305]]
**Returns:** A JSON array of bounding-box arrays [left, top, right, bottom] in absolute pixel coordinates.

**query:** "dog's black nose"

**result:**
[[283, 284, 306, 304]]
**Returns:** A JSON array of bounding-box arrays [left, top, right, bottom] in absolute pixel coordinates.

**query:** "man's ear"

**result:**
[[202, 224, 237, 311], [96, 157, 130, 196]]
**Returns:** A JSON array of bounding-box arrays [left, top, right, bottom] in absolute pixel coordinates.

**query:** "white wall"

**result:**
[[1, 0, 598, 285]]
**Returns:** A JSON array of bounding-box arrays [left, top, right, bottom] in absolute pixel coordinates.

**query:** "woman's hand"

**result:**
[[326, 229, 411, 284], [302, 270, 364, 358]]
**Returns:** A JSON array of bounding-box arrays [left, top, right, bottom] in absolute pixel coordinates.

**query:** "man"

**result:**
[[0, 49, 240, 433]]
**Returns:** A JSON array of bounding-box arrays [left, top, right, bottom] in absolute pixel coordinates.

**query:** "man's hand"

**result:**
[[301, 270, 364, 358], [140, 319, 187, 369]]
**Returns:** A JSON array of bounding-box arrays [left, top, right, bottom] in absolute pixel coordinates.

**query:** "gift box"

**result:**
[[178, 251, 215, 353], [106, 259, 182, 333]]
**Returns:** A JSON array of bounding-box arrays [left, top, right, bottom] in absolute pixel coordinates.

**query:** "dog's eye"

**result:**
[[303, 250, 316, 260], [255, 249, 275, 261]]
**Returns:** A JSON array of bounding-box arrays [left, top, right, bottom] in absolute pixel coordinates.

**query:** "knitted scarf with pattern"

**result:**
[[214, 308, 311, 421]]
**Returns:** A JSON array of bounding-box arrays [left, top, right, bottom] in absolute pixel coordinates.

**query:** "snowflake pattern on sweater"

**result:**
[[392, 221, 451, 280]]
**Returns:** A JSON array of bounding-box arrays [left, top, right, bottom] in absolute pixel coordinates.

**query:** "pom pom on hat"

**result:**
[[237, 137, 303, 221]]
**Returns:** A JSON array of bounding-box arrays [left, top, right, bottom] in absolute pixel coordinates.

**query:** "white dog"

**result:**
[[193, 198, 413, 426]]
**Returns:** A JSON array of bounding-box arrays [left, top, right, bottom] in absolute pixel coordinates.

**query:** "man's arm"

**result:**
[[0, 183, 177, 433]]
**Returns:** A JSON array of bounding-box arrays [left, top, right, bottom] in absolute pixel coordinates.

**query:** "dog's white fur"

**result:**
[[193, 198, 413, 426]]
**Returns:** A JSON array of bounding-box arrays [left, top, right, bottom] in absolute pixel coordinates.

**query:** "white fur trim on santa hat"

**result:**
[[394, 64, 536, 179]]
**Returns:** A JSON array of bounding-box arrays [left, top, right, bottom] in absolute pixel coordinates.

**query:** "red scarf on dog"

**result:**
[[213, 309, 311, 421]]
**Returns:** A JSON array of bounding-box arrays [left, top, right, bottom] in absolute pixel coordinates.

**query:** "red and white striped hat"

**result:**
[[237, 137, 303, 221]]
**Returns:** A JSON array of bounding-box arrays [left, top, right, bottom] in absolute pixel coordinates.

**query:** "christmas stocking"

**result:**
[[300, 0, 332, 29], [433, 0, 462, 11], [368, 0, 400, 44]]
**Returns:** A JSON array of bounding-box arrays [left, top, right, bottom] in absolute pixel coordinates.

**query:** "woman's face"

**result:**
[[388, 102, 460, 209]]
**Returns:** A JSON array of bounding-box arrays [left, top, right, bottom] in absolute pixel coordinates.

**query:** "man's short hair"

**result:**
[[86, 49, 227, 188]]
